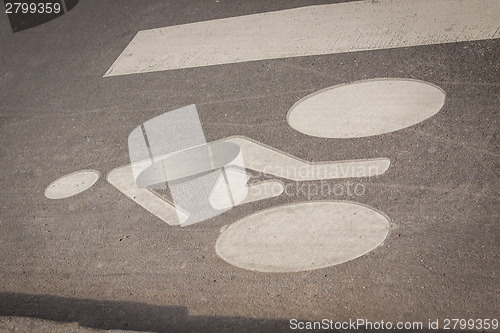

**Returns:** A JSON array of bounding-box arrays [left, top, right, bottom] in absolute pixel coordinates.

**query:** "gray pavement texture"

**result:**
[[0, 0, 499, 332]]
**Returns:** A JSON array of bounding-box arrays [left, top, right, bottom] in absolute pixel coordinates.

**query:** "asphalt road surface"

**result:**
[[0, 1, 499, 332]]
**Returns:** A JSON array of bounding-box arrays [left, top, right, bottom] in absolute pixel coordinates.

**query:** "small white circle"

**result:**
[[216, 201, 390, 272], [44, 170, 99, 199], [287, 78, 445, 138]]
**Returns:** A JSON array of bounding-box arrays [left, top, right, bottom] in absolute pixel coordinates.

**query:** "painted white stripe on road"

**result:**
[[222, 136, 390, 181], [105, 0, 500, 76], [107, 164, 188, 226]]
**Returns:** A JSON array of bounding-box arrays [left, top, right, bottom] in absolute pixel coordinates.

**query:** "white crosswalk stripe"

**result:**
[[105, 0, 500, 76]]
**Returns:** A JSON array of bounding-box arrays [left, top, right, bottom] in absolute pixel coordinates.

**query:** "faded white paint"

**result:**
[[45, 170, 99, 199], [106, 136, 389, 225], [287, 79, 446, 138], [209, 168, 284, 210], [222, 136, 390, 181], [216, 201, 390, 272], [105, 0, 500, 76], [106, 164, 188, 225]]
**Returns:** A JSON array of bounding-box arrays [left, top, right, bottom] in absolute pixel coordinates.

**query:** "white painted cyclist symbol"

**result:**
[[45, 78, 446, 272]]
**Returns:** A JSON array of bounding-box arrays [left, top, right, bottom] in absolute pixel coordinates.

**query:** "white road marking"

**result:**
[[222, 136, 390, 181], [216, 201, 390, 272], [128, 104, 206, 185], [209, 168, 248, 210], [106, 164, 188, 226], [287, 78, 446, 138], [44, 170, 99, 199], [105, 0, 500, 76], [106, 136, 388, 225], [209, 168, 284, 210]]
